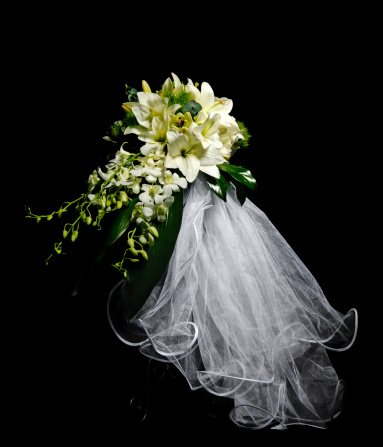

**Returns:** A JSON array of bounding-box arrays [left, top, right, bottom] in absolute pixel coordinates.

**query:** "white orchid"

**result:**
[[130, 202, 155, 224], [139, 184, 165, 205], [87, 170, 100, 192], [154, 195, 174, 222], [159, 170, 188, 196], [165, 131, 224, 182]]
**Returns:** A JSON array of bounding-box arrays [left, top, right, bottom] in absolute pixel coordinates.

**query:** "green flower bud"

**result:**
[[86, 216, 92, 225], [130, 259, 139, 263], [139, 235, 147, 245], [47, 214, 53, 221], [148, 226, 159, 238], [63, 229, 68, 238], [128, 238, 135, 248], [139, 250, 148, 260], [147, 233, 154, 244], [36, 217, 41, 223], [106, 199, 112, 207], [71, 231, 78, 242], [129, 247, 138, 256], [116, 201, 122, 209]]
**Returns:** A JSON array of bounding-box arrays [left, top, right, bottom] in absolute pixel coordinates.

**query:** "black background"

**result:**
[[19, 9, 375, 443]]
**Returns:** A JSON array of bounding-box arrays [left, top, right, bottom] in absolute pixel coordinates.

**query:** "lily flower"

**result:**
[[192, 113, 223, 149], [137, 117, 168, 156], [165, 131, 224, 182]]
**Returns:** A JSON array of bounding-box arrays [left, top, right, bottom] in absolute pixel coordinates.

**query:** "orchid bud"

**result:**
[[129, 247, 138, 256], [148, 226, 159, 238], [116, 201, 122, 209], [142, 80, 151, 93], [130, 259, 139, 263], [139, 235, 147, 245], [86, 216, 92, 225], [71, 231, 78, 242], [47, 214, 53, 221], [63, 229, 68, 238], [139, 250, 148, 260], [128, 238, 135, 248]]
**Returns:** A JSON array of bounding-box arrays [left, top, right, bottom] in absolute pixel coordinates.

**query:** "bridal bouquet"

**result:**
[[26, 73, 255, 317]]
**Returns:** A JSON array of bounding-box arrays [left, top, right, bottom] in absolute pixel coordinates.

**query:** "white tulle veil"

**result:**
[[107, 174, 357, 430]]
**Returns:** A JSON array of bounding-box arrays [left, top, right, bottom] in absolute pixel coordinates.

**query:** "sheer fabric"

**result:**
[[108, 175, 357, 429]]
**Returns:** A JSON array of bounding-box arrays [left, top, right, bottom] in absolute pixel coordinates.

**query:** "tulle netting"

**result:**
[[107, 175, 358, 430]]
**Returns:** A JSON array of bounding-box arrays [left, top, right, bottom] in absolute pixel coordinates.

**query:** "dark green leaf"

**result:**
[[176, 100, 202, 118], [231, 178, 247, 205], [217, 163, 257, 190], [123, 190, 184, 321], [204, 173, 228, 201]]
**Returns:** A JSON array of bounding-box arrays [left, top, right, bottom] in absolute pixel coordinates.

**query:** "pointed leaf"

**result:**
[[123, 190, 184, 321], [231, 178, 247, 205], [217, 163, 257, 190], [204, 173, 228, 201]]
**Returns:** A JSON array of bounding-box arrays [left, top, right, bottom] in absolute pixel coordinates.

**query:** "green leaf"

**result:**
[[231, 178, 247, 206], [217, 163, 257, 190], [123, 190, 184, 321], [204, 173, 228, 201]]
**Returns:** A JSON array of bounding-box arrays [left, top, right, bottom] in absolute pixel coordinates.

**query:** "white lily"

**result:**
[[192, 113, 223, 149], [137, 116, 168, 156], [132, 93, 180, 129], [166, 131, 224, 182]]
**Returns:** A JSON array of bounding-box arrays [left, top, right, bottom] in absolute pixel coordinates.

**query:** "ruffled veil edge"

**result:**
[[107, 175, 358, 430]]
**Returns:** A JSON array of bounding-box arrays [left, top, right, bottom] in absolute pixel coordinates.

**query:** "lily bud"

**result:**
[[121, 103, 132, 112], [142, 80, 151, 93]]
